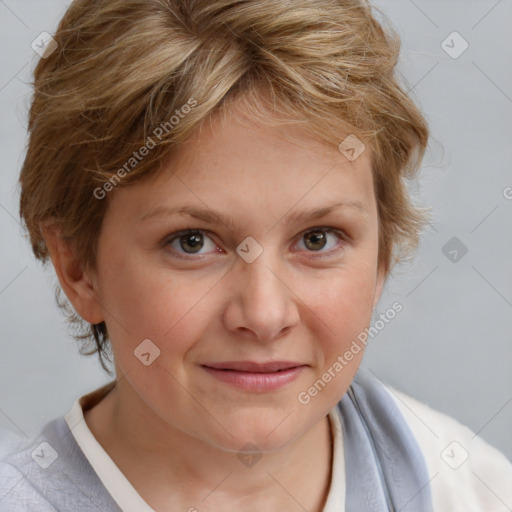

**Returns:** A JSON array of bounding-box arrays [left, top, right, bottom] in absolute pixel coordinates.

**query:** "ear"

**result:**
[[372, 264, 387, 310], [40, 223, 104, 324]]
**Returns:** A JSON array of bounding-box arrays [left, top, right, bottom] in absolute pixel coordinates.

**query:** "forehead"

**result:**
[[109, 106, 376, 225], [177, 107, 371, 178]]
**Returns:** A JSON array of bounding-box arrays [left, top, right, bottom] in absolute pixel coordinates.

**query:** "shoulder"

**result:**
[[383, 385, 512, 512], [0, 428, 59, 511], [0, 414, 121, 512]]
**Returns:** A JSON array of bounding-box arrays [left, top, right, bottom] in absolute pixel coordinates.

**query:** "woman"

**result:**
[[1, 0, 511, 510]]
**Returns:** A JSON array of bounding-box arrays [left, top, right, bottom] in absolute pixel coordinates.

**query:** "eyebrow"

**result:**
[[139, 201, 368, 229]]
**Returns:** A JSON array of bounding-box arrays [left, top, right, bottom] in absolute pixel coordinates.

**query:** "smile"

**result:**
[[201, 364, 306, 392]]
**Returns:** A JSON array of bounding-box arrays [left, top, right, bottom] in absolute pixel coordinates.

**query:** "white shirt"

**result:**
[[64, 380, 512, 512]]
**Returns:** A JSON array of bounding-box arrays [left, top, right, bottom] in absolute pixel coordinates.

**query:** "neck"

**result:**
[[84, 381, 334, 512]]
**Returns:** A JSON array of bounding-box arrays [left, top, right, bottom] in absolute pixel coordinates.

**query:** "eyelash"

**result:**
[[163, 226, 347, 261]]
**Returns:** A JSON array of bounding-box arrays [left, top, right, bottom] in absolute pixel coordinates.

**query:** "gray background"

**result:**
[[0, 0, 511, 463]]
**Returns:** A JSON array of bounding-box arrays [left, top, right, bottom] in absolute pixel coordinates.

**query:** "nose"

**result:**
[[221, 246, 300, 342]]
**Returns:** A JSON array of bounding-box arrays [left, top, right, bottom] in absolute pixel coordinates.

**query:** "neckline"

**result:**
[[64, 380, 345, 512]]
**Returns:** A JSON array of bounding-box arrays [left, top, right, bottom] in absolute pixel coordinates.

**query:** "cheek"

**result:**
[[305, 261, 377, 335], [298, 256, 377, 380], [97, 257, 165, 332], [95, 249, 217, 353], [291, 271, 376, 412]]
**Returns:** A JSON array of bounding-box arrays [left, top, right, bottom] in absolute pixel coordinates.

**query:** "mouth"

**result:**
[[201, 361, 306, 373], [200, 361, 307, 392]]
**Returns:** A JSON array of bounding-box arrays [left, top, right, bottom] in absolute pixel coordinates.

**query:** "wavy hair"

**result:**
[[19, 0, 430, 374]]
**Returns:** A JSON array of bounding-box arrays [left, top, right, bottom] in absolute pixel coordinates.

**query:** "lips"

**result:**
[[201, 361, 305, 373], [201, 362, 306, 391]]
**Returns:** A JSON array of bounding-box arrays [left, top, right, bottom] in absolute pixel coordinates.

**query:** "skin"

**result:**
[[43, 102, 386, 512]]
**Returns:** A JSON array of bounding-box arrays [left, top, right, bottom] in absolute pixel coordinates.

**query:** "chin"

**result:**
[[214, 417, 304, 454]]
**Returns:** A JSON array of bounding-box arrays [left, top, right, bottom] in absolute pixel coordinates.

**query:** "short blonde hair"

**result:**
[[19, 0, 429, 374]]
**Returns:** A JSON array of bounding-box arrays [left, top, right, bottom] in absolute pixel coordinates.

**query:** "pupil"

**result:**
[[306, 231, 326, 250], [181, 232, 203, 253]]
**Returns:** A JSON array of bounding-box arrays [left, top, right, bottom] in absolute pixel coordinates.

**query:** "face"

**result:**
[[89, 105, 385, 454]]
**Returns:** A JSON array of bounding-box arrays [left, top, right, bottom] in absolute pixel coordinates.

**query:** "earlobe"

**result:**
[[40, 223, 104, 324]]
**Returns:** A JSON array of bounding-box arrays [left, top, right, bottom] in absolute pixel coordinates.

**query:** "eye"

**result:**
[[165, 229, 219, 258], [163, 226, 346, 260], [295, 227, 345, 255]]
